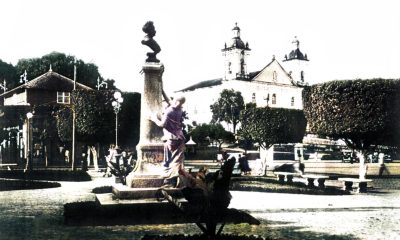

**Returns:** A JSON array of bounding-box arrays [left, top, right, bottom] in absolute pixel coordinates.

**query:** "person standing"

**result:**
[[150, 95, 189, 187], [238, 154, 251, 175]]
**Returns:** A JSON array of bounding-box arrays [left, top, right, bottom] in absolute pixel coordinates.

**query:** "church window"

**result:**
[[272, 94, 276, 104], [301, 71, 304, 82], [228, 62, 232, 74], [291, 97, 295, 106], [252, 93, 256, 103], [240, 59, 245, 74], [273, 71, 277, 81]]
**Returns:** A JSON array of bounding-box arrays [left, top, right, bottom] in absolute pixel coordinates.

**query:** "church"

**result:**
[[176, 23, 309, 130]]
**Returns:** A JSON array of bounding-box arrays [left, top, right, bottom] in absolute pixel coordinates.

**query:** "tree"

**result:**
[[56, 90, 141, 168], [210, 89, 244, 133], [191, 124, 212, 146], [118, 92, 141, 148], [0, 59, 19, 90], [208, 123, 235, 151], [15, 52, 106, 89], [303, 79, 400, 178], [191, 123, 235, 150], [238, 106, 307, 151]]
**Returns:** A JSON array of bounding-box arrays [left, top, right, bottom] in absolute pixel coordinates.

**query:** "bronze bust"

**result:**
[[142, 21, 161, 63]]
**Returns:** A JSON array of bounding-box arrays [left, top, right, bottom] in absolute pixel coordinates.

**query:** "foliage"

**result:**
[[303, 79, 400, 153], [74, 90, 115, 143], [0, 59, 19, 90], [238, 107, 307, 150], [14, 52, 113, 89], [56, 90, 141, 148], [108, 155, 135, 185], [56, 106, 73, 142], [191, 123, 235, 149], [210, 89, 245, 133], [208, 123, 235, 150], [118, 92, 141, 147]]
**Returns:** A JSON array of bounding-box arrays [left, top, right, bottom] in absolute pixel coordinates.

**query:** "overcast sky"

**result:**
[[1, 0, 399, 94]]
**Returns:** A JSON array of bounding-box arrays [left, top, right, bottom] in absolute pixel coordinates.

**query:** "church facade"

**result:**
[[176, 23, 309, 129]]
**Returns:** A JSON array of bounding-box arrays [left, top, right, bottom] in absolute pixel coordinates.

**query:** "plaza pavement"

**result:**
[[0, 170, 398, 239]]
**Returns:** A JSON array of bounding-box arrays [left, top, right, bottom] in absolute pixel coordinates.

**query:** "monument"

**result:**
[[70, 23, 260, 236], [126, 21, 168, 188]]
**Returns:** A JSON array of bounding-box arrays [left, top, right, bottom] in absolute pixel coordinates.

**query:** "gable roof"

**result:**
[[0, 70, 92, 97], [252, 59, 297, 85], [175, 78, 223, 92]]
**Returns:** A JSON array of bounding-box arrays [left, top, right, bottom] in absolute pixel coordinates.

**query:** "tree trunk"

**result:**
[[91, 146, 99, 171], [44, 145, 48, 167]]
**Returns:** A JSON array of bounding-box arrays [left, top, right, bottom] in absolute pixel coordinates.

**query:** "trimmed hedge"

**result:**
[[0, 178, 60, 191], [303, 79, 400, 150], [239, 107, 307, 150], [0, 170, 91, 181]]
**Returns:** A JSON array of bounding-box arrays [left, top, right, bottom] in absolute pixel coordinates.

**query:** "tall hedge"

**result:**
[[303, 79, 400, 152], [238, 107, 307, 149]]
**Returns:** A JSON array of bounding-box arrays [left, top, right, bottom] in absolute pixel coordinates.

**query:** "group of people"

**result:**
[[219, 152, 252, 176]]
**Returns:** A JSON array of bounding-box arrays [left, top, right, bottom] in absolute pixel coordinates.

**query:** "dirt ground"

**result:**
[[0, 171, 399, 240]]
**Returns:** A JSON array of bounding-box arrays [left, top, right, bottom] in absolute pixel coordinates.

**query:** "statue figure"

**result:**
[[141, 21, 161, 63], [149, 95, 190, 187]]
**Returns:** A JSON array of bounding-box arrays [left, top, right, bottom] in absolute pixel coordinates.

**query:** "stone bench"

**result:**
[[0, 163, 17, 170], [273, 172, 301, 184], [338, 178, 373, 193], [301, 174, 330, 188]]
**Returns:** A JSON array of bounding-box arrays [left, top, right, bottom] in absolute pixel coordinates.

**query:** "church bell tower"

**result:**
[[282, 36, 309, 85], [222, 23, 251, 80]]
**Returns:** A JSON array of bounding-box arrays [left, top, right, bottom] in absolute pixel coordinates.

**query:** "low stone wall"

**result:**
[[303, 162, 400, 176]]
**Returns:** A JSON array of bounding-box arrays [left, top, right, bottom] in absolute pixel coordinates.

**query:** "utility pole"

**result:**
[[71, 58, 77, 171]]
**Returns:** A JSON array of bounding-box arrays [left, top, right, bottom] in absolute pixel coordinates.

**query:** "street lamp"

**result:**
[[0, 79, 7, 93], [25, 112, 33, 172], [112, 92, 123, 147], [96, 77, 108, 90]]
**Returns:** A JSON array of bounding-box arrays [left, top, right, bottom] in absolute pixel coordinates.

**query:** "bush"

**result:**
[[0, 170, 91, 181]]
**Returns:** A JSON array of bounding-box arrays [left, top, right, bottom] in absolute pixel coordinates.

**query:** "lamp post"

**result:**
[[112, 92, 123, 148], [0, 79, 6, 93], [25, 112, 33, 172], [96, 77, 108, 90]]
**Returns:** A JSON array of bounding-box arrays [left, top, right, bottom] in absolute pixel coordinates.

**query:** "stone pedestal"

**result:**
[[127, 62, 166, 188]]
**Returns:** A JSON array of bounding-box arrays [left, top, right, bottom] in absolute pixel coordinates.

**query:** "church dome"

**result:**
[[283, 36, 309, 61], [288, 48, 306, 60], [231, 37, 246, 48], [222, 23, 251, 51]]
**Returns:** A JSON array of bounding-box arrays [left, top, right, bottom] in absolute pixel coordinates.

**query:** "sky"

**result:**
[[1, 0, 399, 94]]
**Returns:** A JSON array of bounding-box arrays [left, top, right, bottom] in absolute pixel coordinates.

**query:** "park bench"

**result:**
[[273, 171, 301, 184], [301, 174, 330, 188], [338, 178, 373, 193], [0, 163, 17, 170]]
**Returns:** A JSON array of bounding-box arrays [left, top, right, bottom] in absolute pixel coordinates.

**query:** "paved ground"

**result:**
[[0, 171, 399, 240]]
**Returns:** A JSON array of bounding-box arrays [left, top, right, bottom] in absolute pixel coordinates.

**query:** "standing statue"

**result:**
[[142, 21, 161, 63], [149, 95, 190, 187]]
